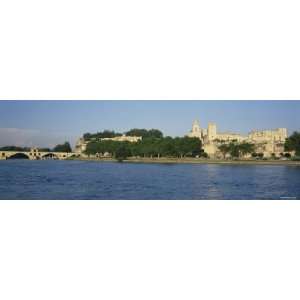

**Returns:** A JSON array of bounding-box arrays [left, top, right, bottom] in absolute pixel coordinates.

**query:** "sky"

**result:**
[[0, 100, 299, 148]]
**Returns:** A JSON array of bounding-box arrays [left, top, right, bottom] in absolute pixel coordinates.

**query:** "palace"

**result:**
[[187, 120, 289, 158], [101, 135, 142, 143]]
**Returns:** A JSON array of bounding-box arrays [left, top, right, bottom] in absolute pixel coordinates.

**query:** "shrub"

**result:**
[[201, 152, 209, 158]]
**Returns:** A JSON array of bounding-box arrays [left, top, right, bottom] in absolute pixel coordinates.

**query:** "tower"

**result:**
[[277, 128, 288, 141], [207, 122, 217, 141], [188, 120, 202, 140], [192, 120, 201, 133]]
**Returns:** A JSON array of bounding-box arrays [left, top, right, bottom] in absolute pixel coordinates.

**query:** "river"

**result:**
[[0, 160, 300, 199]]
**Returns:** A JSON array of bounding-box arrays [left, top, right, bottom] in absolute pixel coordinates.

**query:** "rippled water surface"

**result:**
[[0, 160, 300, 199]]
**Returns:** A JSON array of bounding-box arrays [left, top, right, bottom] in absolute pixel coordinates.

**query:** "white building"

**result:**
[[101, 134, 142, 143]]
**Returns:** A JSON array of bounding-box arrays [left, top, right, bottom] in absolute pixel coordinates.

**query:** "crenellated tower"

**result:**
[[207, 122, 217, 141]]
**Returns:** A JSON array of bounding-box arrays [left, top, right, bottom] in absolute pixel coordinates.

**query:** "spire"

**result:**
[[192, 119, 200, 132], [193, 119, 199, 126]]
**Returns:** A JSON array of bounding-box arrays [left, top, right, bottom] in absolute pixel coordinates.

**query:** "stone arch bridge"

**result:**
[[0, 148, 79, 160]]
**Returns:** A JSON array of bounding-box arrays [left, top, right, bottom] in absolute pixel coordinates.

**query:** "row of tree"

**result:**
[[125, 129, 163, 139], [83, 130, 122, 140], [83, 128, 164, 141], [85, 136, 203, 159], [218, 142, 255, 158], [0, 146, 31, 151], [52, 142, 72, 152]]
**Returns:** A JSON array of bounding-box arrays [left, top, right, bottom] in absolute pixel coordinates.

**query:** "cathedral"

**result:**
[[187, 120, 288, 158]]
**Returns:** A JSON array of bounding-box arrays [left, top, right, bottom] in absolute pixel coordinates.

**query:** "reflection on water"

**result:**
[[0, 160, 300, 200], [188, 164, 223, 199]]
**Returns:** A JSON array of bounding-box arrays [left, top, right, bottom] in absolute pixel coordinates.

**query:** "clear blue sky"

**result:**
[[0, 100, 299, 148]]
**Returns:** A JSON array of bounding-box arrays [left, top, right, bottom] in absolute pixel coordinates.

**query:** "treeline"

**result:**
[[125, 129, 163, 138], [85, 136, 204, 159], [0, 142, 72, 153], [0, 146, 31, 151], [83, 130, 122, 140], [52, 142, 72, 152], [83, 128, 164, 140]]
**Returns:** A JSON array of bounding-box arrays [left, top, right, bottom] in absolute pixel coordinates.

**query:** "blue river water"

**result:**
[[0, 160, 300, 199]]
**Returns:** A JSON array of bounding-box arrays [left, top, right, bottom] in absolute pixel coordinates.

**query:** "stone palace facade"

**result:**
[[187, 120, 288, 158]]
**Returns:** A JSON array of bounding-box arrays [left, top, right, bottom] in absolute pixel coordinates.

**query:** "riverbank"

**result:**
[[67, 156, 300, 166]]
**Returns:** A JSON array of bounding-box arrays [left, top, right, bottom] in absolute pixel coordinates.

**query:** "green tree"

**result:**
[[201, 152, 209, 158], [126, 128, 163, 138], [160, 137, 176, 157], [229, 142, 240, 158], [38, 147, 51, 152], [239, 142, 255, 157], [83, 130, 122, 141], [257, 153, 264, 159], [83, 133, 92, 140], [218, 144, 230, 159], [0, 146, 30, 151], [147, 129, 163, 139], [85, 141, 102, 155], [188, 137, 202, 157], [115, 144, 131, 161], [285, 131, 300, 156], [221, 142, 255, 159], [83, 135, 202, 159], [99, 130, 122, 138], [53, 142, 72, 152]]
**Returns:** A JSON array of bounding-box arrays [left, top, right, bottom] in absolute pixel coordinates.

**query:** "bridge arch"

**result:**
[[7, 153, 30, 159], [42, 153, 59, 159]]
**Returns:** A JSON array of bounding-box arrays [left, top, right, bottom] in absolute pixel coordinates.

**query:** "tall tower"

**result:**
[[276, 128, 288, 142], [207, 122, 217, 141], [192, 120, 201, 133], [188, 120, 202, 140]]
